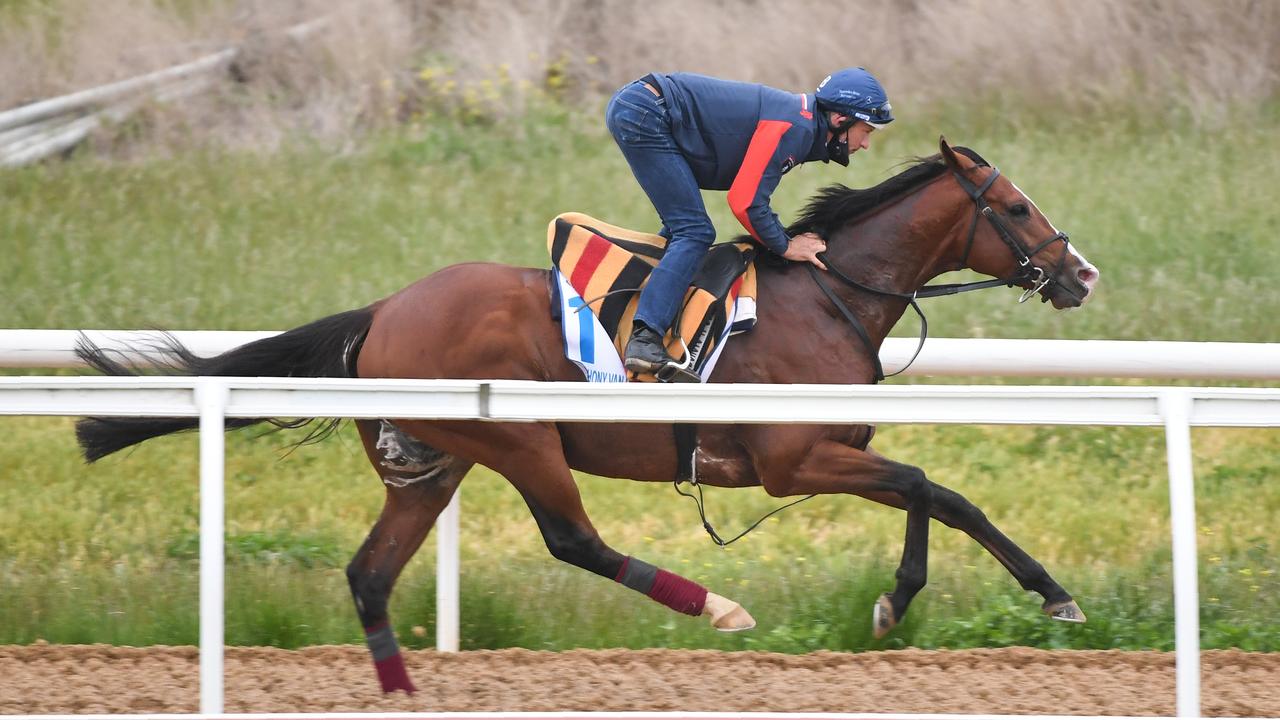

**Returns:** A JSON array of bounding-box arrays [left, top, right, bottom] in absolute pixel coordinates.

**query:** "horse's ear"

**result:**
[[939, 135, 966, 173], [936, 134, 957, 170]]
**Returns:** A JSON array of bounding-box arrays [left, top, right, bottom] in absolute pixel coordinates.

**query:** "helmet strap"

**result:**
[[825, 113, 857, 167]]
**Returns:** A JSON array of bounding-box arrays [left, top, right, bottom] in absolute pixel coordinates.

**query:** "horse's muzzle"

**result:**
[[1045, 263, 1100, 309]]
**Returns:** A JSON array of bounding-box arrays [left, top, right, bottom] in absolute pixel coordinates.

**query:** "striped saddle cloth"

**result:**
[[547, 212, 758, 383]]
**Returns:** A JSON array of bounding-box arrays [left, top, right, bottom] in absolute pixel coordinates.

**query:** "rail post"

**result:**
[[195, 379, 228, 715], [437, 493, 461, 652], [1161, 389, 1200, 718]]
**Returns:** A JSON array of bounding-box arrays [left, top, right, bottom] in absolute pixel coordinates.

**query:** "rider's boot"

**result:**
[[623, 325, 672, 374], [624, 325, 698, 383]]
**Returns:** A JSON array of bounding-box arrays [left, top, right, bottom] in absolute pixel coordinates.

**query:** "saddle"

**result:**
[[547, 212, 757, 383]]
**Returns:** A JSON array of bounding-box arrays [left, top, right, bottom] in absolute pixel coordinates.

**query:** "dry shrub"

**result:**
[[417, 0, 1278, 119], [0, 0, 1276, 155], [897, 0, 1280, 114], [0, 0, 416, 154], [194, 0, 416, 150], [0, 2, 234, 108]]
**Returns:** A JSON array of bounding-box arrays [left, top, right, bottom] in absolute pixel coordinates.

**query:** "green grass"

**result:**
[[3, 545, 1276, 652], [3, 104, 1279, 340], [0, 416, 1276, 650], [1, 104, 1278, 650]]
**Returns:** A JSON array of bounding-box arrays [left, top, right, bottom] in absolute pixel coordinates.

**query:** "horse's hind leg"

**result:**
[[459, 421, 755, 632], [346, 420, 472, 694]]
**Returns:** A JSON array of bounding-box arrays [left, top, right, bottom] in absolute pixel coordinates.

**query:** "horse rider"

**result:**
[[605, 67, 894, 381]]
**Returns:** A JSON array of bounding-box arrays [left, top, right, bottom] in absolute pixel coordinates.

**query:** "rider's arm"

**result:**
[[726, 120, 795, 255]]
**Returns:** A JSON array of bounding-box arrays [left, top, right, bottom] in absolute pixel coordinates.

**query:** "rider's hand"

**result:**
[[782, 232, 828, 270]]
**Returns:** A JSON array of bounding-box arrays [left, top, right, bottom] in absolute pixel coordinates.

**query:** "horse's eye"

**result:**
[[1010, 203, 1030, 217]]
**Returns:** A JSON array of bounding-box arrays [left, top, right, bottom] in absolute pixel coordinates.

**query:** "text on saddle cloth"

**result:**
[[546, 212, 758, 383]]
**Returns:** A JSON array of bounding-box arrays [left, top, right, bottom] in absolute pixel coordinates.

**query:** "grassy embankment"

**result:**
[[1, 104, 1278, 651]]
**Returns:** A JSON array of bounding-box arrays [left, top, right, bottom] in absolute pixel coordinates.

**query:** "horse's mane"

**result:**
[[782, 146, 989, 238]]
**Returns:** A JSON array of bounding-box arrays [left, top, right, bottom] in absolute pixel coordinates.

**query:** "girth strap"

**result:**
[[674, 423, 697, 483]]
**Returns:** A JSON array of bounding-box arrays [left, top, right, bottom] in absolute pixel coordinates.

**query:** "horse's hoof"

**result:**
[[872, 593, 897, 639], [703, 591, 756, 632], [1043, 599, 1087, 624]]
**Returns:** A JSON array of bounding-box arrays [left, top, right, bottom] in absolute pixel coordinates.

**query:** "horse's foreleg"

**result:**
[[859, 477, 1083, 623], [502, 430, 755, 631], [850, 444, 1085, 625], [931, 482, 1084, 621], [348, 420, 470, 694], [755, 437, 933, 638]]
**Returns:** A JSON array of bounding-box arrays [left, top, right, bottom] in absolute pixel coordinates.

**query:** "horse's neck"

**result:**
[[816, 186, 966, 346]]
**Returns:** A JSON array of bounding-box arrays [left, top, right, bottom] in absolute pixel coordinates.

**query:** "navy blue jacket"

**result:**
[[649, 72, 832, 254]]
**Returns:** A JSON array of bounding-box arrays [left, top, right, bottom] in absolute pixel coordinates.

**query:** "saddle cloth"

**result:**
[[547, 212, 757, 383]]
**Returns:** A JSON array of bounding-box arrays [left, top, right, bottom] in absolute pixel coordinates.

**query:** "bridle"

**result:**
[[806, 164, 1073, 382], [951, 166, 1072, 304]]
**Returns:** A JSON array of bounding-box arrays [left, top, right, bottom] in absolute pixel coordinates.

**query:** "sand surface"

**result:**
[[1, 645, 1277, 716]]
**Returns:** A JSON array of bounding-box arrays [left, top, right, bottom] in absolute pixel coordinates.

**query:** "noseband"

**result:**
[[808, 164, 1073, 381]]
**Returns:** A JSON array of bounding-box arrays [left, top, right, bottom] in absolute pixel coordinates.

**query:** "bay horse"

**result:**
[[75, 137, 1100, 694]]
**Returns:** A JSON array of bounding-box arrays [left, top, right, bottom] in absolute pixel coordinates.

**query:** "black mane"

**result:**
[[783, 146, 989, 238]]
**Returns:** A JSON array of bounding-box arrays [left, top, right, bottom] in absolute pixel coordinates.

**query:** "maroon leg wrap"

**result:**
[[615, 556, 707, 616], [373, 652, 417, 695], [364, 621, 416, 694], [649, 568, 708, 615]]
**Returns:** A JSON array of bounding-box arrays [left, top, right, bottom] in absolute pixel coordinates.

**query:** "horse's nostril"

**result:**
[[1077, 266, 1099, 287]]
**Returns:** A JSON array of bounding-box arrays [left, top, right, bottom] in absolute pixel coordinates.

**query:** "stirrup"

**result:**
[[655, 362, 700, 383], [655, 335, 699, 383]]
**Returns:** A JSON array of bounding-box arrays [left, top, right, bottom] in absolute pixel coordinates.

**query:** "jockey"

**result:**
[[605, 67, 894, 381]]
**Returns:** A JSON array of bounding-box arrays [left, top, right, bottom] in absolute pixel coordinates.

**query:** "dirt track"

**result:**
[[1, 645, 1277, 715]]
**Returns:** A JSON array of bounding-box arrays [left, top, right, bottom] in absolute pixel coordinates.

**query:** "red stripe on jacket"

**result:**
[[726, 119, 791, 244]]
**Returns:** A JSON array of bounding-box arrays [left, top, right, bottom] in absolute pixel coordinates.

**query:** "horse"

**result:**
[[75, 137, 1100, 694]]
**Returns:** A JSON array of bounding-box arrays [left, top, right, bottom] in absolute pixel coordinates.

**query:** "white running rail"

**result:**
[[1, 376, 1278, 716], [4, 329, 1280, 379]]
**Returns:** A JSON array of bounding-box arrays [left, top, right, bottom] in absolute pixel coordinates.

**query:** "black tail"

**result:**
[[75, 306, 376, 462]]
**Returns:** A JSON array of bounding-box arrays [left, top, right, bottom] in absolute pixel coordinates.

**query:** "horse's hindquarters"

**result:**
[[357, 263, 573, 382]]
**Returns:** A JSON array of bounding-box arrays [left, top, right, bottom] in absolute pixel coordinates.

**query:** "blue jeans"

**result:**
[[605, 81, 715, 335]]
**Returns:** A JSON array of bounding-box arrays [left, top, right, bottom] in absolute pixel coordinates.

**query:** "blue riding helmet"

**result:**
[[815, 67, 894, 128], [815, 67, 893, 166]]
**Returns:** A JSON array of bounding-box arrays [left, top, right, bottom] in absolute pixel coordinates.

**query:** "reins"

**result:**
[[674, 477, 815, 547]]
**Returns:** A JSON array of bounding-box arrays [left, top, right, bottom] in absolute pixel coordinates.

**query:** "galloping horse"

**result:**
[[76, 138, 1100, 694]]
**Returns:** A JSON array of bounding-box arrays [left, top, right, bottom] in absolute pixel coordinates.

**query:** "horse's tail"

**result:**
[[74, 306, 377, 462]]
